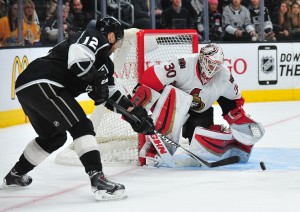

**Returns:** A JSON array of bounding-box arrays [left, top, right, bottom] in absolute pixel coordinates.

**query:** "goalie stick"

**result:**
[[106, 98, 240, 168]]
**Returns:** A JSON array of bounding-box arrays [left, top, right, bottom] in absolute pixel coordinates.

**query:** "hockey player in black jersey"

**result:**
[[0, 16, 154, 201]]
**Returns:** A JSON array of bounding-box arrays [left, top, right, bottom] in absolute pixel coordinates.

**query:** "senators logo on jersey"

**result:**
[[229, 74, 234, 83], [178, 58, 186, 69], [190, 88, 205, 111]]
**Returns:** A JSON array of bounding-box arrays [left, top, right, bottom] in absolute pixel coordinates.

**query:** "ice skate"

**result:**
[[0, 168, 32, 190], [88, 170, 127, 201]]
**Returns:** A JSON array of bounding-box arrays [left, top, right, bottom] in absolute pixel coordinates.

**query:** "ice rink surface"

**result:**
[[1, 101, 300, 212]]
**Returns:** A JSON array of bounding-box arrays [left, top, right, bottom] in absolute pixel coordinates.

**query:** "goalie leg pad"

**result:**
[[190, 127, 253, 162], [190, 127, 234, 161], [230, 142, 253, 163], [151, 85, 192, 155], [143, 134, 176, 168]]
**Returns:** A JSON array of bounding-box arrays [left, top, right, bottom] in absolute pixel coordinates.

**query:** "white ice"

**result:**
[[1, 101, 300, 212]]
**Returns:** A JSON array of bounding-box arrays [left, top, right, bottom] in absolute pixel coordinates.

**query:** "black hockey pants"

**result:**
[[16, 83, 95, 153]]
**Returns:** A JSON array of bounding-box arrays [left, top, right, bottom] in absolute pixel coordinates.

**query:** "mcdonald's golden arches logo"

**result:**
[[11, 56, 29, 99]]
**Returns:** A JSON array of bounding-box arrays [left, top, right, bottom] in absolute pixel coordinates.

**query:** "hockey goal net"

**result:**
[[55, 29, 198, 166]]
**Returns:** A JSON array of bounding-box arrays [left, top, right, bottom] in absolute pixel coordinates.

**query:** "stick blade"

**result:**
[[209, 156, 240, 168]]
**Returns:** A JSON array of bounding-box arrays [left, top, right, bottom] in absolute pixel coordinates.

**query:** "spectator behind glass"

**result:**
[[196, 0, 223, 41], [0, 0, 7, 18], [162, 0, 198, 19], [222, 0, 257, 42], [155, 0, 163, 28], [23, 0, 41, 46], [248, 0, 276, 41], [67, 0, 94, 36], [161, 0, 194, 29], [64, 0, 70, 11], [42, 5, 70, 44], [264, 0, 280, 25], [290, 1, 300, 40], [161, 0, 172, 10], [191, 0, 203, 18], [131, 0, 163, 29], [274, 1, 292, 41], [0, 1, 18, 47], [34, 0, 57, 28], [80, 0, 95, 16]]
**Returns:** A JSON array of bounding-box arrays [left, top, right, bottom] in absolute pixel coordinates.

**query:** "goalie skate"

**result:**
[[0, 168, 32, 190], [88, 171, 127, 201]]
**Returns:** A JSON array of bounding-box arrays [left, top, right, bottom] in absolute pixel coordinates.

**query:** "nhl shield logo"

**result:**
[[53, 121, 60, 127], [261, 56, 274, 73]]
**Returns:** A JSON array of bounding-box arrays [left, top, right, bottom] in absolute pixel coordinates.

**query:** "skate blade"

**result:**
[[94, 189, 127, 201], [0, 180, 27, 190]]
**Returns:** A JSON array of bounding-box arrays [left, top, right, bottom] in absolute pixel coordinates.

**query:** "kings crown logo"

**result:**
[[261, 56, 274, 73]]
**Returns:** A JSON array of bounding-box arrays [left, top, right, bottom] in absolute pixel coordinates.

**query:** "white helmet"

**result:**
[[199, 43, 224, 84]]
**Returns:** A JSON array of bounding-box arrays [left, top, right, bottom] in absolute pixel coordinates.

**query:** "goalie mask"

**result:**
[[199, 43, 224, 84]]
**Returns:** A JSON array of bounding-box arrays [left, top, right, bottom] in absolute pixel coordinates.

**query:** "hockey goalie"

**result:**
[[130, 43, 265, 167]]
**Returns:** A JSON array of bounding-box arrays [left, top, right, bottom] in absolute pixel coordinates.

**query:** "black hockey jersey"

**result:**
[[248, 5, 273, 33], [15, 28, 115, 97]]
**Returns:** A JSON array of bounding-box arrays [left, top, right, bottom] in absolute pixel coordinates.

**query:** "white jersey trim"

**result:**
[[15, 80, 64, 93]]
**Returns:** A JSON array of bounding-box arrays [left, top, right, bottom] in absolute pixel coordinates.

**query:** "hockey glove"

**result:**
[[125, 105, 155, 135], [88, 75, 109, 105], [223, 107, 265, 145]]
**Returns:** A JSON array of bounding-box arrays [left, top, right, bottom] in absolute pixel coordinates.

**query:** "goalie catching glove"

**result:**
[[223, 107, 265, 145], [124, 105, 155, 135]]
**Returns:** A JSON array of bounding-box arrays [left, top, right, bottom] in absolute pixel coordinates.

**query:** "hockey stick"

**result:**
[[106, 98, 240, 168]]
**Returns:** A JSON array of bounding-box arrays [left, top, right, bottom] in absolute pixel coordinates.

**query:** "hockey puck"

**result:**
[[260, 161, 266, 171]]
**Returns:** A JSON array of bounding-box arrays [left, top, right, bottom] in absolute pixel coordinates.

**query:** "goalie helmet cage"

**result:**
[[55, 29, 198, 167]]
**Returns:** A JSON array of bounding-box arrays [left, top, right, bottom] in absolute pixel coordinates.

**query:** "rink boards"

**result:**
[[1, 42, 300, 127]]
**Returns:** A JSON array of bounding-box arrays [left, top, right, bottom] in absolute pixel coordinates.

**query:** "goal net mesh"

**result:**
[[55, 29, 198, 166]]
